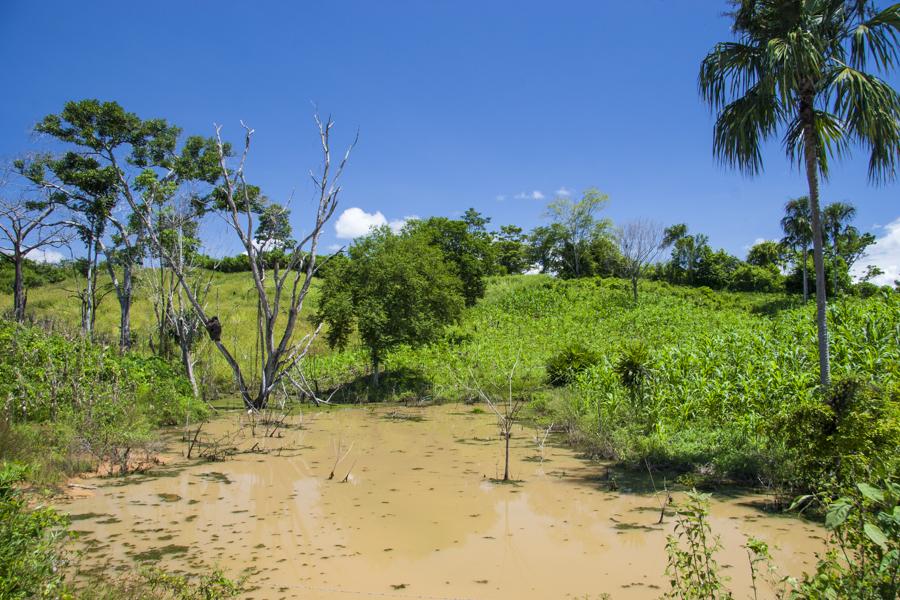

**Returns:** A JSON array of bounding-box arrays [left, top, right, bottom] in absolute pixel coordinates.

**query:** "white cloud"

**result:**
[[335, 207, 388, 239], [496, 195, 506, 202], [327, 244, 343, 253], [851, 217, 900, 286], [555, 187, 572, 197], [334, 208, 420, 239], [26, 248, 65, 263], [514, 190, 545, 200]]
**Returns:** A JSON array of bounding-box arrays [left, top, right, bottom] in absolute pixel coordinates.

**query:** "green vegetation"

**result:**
[[315, 226, 464, 388], [0, 464, 68, 599], [664, 482, 900, 599], [0, 319, 205, 484], [699, 0, 900, 387]]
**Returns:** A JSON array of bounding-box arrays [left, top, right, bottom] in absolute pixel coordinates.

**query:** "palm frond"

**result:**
[[699, 41, 766, 110], [712, 83, 784, 175], [849, 3, 900, 71], [827, 64, 900, 183]]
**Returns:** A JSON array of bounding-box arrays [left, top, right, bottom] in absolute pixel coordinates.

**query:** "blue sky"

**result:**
[[1, 1, 898, 281]]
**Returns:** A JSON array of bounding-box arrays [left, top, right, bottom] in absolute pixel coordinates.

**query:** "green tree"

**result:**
[[662, 224, 711, 284], [545, 188, 611, 278], [695, 248, 742, 289], [255, 203, 294, 251], [781, 197, 814, 302], [493, 224, 530, 275], [406, 215, 494, 306], [699, 0, 900, 386], [462, 207, 490, 232], [746, 240, 784, 270], [315, 227, 464, 388], [527, 223, 567, 275], [22, 99, 221, 350], [823, 201, 874, 296]]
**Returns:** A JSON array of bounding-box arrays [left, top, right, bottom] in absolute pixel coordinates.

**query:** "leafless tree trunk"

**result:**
[[122, 113, 356, 410], [458, 355, 528, 483], [0, 191, 69, 322], [79, 226, 102, 339], [139, 199, 211, 398], [617, 219, 664, 302]]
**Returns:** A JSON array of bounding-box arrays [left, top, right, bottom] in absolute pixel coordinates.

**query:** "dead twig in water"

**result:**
[[534, 422, 554, 464], [645, 458, 671, 524], [328, 438, 354, 480], [341, 458, 358, 483], [186, 422, 204, 459]]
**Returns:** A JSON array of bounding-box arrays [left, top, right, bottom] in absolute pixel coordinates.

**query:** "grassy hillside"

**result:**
[[0, 268, 325, 392]]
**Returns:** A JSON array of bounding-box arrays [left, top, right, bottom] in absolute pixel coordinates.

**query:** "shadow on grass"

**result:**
[[317, 366, 433, 404]]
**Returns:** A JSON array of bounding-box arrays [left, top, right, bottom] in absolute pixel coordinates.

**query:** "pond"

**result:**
[[61, 403, 824, 599]]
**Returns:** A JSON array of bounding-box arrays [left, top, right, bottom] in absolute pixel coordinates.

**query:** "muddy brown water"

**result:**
[[61, 404, 825, 599]]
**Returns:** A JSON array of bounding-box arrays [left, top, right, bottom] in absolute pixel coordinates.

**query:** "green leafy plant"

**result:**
[[794, 480, 900, 599], [614, 340, 652, 405], [664, 491, 732, 599], [0, 464, 69, 599], [546, 343, 601, 387]]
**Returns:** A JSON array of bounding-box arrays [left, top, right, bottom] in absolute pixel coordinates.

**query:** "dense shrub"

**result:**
[[546, 343, 602, 387], [794, 480, 900, 599], [0, 464, 68, 599], [664, 481, 900, 599], [0, 321, 203, 426], [729, 263, 782, 292], [0, 321, 206, 482], [614, 340, 652, 404], [0, 260, 67, 294], [775, 377, 900, 491]]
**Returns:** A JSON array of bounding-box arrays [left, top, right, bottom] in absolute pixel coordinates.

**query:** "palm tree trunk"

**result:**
[[831, 229, 839, 297], [800, 92, 831, 387], [801, 247, 809, 303]]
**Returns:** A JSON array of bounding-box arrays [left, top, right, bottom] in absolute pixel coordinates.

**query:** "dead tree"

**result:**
[[0, 191, 69, 322], [139, 202, 211, 397], [616, 219, 665, 302], [458, 353, 531, 482], [123, 114, 356, 411]]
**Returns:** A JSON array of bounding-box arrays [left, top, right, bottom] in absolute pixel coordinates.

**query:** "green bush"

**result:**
[[0, 321, 207, 482], [545, 343, 602, 387], [775, 377, 900, 491], [0, 321, 204, 427], [0, 464, 68, 599], [729, 264, 782, 292], [614, 340, 652, 403]]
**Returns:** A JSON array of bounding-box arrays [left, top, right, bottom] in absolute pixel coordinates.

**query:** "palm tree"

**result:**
[[822, 201, 857, 295], [699, 0, 900, 387], [780, 197, 813, 302]]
